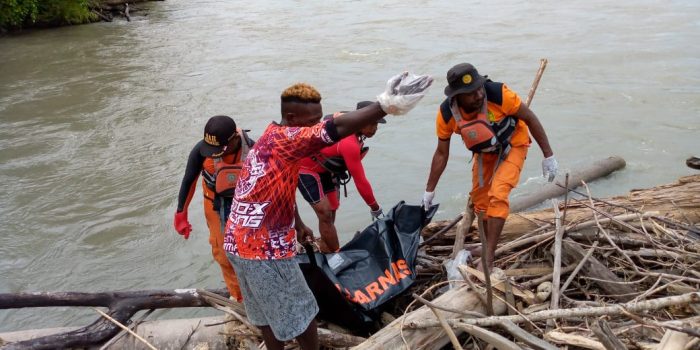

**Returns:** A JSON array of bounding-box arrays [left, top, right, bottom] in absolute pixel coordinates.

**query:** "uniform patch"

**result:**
[[487, 110, 496, 122]]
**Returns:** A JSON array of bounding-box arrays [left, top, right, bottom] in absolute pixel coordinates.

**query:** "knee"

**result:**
[[486, 198, 509, 219]]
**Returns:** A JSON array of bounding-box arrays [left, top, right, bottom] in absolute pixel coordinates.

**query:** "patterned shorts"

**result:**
[[226, 253, 319, 341]]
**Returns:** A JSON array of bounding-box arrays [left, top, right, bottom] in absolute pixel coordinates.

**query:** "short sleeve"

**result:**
[[500, 84, 522, 116], [436, 109, 455, 140], [275, 120, 338, 162]]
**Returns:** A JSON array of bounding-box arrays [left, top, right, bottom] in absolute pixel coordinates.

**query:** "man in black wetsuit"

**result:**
[[173, 115, 254, 301]]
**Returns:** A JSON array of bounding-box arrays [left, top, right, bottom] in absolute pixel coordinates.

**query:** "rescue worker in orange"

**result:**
[[173, 115, 254, 301], [422, 63, 558, 269]]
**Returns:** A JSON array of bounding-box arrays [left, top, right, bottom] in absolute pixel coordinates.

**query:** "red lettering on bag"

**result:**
[[377, 269, 397, 290], [365, 282, 384, 301], [335, 259, 414, 305], [397, 259, 412, 277], [353, 290, 371, 304]]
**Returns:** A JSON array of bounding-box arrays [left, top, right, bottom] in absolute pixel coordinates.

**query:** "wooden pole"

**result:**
[[407, 292, 700, 328], [476, 213, 494, 316], [92, 308, 158, 350], [526, 59, 548, 106]]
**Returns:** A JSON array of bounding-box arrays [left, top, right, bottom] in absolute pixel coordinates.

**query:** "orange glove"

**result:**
[[173, 210, 192, 239]]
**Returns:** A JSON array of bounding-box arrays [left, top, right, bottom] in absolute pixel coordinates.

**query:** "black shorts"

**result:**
[[298, 170, 337, 204]]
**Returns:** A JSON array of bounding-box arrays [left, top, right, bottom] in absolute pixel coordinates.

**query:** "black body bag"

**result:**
[[296, 201, 438, 335]]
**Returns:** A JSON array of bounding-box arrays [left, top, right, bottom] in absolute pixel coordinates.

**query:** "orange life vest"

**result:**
[[202, 129, 252, 197], [440, 83, 518, 156]]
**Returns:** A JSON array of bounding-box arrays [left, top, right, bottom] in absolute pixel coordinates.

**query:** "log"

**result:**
[[0, 288, 233, 350], [545, 331, 606, 350], [657, 330, 690, 350], [0, 316, 367, 349], [590, 318, 627, 350], [352, 286, 505, 350], [503, 174, 700, 241], [408, 292, 700, 328], [560, 239, 637, 302], [427, 174, 700, 245], [510, 156, 626, 213], [0, 316, 229, 350]]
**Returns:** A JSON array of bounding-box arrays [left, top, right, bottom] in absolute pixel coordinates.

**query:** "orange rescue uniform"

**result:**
[[435, 83, 530, 219], [201, 153, 242, 300]]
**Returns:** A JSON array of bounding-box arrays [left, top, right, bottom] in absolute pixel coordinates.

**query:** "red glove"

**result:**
[[173, 211, 192, 239]]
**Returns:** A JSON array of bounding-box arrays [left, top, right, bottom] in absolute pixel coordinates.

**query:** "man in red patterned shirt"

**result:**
[[224, 74, 432, 349]]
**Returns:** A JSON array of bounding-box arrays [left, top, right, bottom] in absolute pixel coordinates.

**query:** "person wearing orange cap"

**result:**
[[173, 115, 255, 301], [422, 63, 558, 270]]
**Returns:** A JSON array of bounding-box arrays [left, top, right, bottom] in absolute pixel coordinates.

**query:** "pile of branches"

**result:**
[[393, 181, 700, 350]]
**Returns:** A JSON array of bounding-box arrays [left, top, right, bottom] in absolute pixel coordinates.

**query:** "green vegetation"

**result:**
[[1, 0, 97, 31]]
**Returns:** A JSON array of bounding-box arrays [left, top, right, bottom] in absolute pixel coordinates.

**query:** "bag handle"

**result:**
[[303, 243, 317, 266]]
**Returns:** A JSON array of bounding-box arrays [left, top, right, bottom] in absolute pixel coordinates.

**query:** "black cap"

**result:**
[[444, 63, 487, 98], [356, 101, 386, 124], [201, 115, 236, 157]]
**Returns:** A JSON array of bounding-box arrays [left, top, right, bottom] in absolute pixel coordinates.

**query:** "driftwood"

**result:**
[[1, 316, 367, 350], [560, 239, 637, 302], [510, 156, 626, 213], [545, 331, 606, 350], [501, 174, 700, 241], [3, 175, 700, 349], [406, 292, 699, 328], [353, 286, 505, 350], [422, 156, 630, 246], [590, 318, 627, 350], [425, 173, 700, 246], [0, 288, 230, 350], [382, 174, 700, 349]]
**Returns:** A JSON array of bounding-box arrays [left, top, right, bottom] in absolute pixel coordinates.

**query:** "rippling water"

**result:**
[[1, 0, 698, 332]]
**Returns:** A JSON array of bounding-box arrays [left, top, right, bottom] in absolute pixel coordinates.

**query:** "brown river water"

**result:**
[[1, 0, 698, 331]]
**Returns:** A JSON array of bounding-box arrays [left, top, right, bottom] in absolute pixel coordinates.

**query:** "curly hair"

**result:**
[[280, 83, 322, 104]]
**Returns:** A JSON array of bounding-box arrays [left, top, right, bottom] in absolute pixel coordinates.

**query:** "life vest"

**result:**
[[310, 112, 369, 175], [311, 145, 369, 176], [310, 112, 369, 197], [440, 81, 518, 157], [202, 129, 252, 197]]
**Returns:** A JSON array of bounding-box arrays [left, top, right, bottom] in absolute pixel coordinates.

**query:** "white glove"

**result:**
[[542, 156, 558, 182], [422, 191, 435, 208], [377, 72, 433, 115], [370, 206, 384, 220]]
